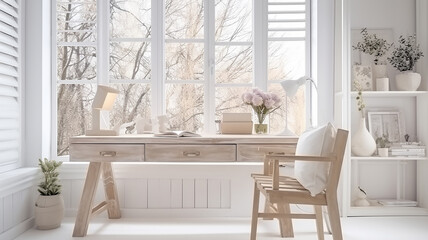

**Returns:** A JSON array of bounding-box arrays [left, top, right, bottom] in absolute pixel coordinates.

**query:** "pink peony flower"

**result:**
[[251, 94, 263, 106], [271, 93, 281, 107], [264, 98, 275, 109], [242, 92, 253, 104]]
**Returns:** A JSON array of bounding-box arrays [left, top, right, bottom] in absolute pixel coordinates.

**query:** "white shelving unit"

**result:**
[[335, 0, 428, 217], [345, 91, 428, 216]]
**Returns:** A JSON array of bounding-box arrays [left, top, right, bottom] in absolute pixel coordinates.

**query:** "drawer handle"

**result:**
[[100, 151, 117, 157], [183, 151, 200, 157], [268, 152, 285, 155]]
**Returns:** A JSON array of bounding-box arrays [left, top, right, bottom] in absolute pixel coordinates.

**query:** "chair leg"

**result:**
[[314, 206, 324, 240], [263, 200, 274, 220], [326, 197, 343, 240], [277, 203, 294, 238], [322, 206, 332, 234], [250, 183, 260, 240]]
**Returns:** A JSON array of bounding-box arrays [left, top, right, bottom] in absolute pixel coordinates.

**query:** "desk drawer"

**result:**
[[70, 144, 144, 162], [237, 144, 296, 162], [145, 144, 236, 162]]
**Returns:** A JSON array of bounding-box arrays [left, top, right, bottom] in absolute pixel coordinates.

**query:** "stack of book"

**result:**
[[220, 113, 253, 134], [390, 142, 426, 157]]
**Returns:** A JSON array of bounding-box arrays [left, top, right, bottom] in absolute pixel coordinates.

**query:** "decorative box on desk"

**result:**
[[220, 113, 253, 134], [69, 134, 298, 237]]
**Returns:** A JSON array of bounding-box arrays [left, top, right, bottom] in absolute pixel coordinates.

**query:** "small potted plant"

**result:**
[[353, 28, 393, 66], [35, 158, 64, 230], [353, 28, 393, 89], [375, 135, 390, 157], [388, 34, 424, 91]]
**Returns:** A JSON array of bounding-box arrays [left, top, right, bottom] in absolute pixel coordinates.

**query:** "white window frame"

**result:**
[[51, 0, 312, 159]]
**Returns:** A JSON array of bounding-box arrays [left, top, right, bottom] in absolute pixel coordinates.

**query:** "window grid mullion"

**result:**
[[254, 0, 268, 91], [205, 0, 215, 133], [151, 0, 164, 117], [98, 0, 108, 85], [306, 0, 315, 126]]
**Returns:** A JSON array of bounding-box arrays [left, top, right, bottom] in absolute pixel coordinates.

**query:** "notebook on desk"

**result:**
[[154, 131, 201, 137]]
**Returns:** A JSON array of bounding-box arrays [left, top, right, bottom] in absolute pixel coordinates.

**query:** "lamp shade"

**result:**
[[280, 76, 309, 97], [86, 85, 120, 136], [92, 85, 120, 110]]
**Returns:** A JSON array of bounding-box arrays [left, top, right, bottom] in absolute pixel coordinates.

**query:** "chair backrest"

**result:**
[[326, 129, 349, 193]]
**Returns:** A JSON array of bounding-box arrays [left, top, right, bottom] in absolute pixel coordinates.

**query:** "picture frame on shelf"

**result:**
[[352, 65, 373, 91], [367, 111, 402, 143]]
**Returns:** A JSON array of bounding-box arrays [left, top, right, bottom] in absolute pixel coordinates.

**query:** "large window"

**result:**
[[54, 0, 310, 157], [0, 0, 22, 172]]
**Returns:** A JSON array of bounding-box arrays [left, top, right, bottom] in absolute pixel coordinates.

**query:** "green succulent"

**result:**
[[376, 135, 390, 148], [38, 158, 63, 196]]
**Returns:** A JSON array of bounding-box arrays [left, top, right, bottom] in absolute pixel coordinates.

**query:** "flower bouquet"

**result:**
[[242, 88, 281, 133]]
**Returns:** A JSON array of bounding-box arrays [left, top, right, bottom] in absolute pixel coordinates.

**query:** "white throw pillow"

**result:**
[[294, 123, 336, 196]]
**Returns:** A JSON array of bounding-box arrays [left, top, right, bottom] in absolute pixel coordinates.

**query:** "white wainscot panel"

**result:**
[[3, 195, 13, 231], [0, 197, 3, 233], [208, 179, 221, 208], [124, 179, 148, 209], [170, 179, 183, 208], [182, 179, 195, 208], [148, 179, 171, 208], [195, 179, 208, 208]]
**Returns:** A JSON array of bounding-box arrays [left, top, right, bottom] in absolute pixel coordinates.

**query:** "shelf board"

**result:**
[[347, 206, 428, 217], [351, 156, 428, 161], [350, 91, 428, 97]]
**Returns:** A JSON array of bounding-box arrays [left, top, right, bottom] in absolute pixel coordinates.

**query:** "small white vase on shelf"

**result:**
[[376, 77, 389, 91], [395, 71, 421, 91], [351, 117, 376, 157], [372, 64, 387, 90]]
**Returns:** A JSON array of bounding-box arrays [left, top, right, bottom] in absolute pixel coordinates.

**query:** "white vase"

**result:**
[[372, 64, 387, 90], [351, 117, 376, 157], [395, 71, 421, 91], [376, 77, 389, 91], [35, 195, 64, 230]]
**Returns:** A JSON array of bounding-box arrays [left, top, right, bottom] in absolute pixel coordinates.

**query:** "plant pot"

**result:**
[[254, 123, 268, 134], [351, 117, 376, 157], [378, 148, 389, 157], [35, 195, 64, 230], [395, 71, 421, 91]]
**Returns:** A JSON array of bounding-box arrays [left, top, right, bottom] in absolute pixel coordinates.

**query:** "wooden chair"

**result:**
[[250, 129, 348, 240]]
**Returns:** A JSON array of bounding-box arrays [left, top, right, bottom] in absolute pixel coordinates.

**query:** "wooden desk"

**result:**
[[69, 134, 297, 237]]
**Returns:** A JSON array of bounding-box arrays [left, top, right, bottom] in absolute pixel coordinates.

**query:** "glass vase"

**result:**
[[254, 123, 268, 134]]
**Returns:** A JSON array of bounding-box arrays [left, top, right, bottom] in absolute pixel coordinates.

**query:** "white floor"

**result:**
[[15, 216, 428, 240]]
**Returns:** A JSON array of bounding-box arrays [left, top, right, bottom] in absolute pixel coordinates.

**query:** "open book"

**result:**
[[154, 131, 201, 137]]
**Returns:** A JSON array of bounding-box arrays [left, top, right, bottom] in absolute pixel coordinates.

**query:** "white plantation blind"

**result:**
[[0, 0, 20, 171], [267, 0, 309, 41]]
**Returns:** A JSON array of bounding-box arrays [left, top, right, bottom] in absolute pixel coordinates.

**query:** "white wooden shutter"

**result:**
[[0, 0, 20, 171], [267, 0, 308, 41]]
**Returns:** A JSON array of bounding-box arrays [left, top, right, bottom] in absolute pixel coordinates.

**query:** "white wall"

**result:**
[[313, 0, 335, 126], [25, 0, 52, 166], [351, 0, 415, 33]]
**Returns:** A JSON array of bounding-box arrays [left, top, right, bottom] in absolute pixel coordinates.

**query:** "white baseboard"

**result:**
[[0, 218, 34, 240]]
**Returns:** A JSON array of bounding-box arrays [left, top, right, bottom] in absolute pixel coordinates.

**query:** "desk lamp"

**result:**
[[86, 85, 120, 136], [280, 76, 317, 135]]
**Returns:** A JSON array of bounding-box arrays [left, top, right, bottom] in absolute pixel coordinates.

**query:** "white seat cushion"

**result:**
[[294, 123, 336, 196]]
